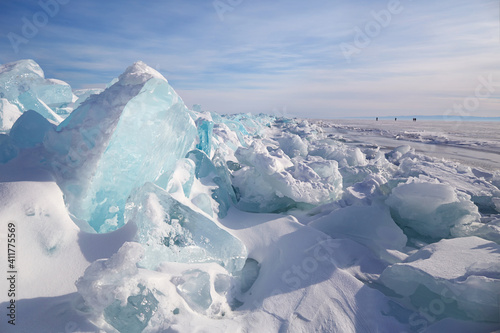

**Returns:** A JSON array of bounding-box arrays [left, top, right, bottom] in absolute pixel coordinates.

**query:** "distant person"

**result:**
[[376, 117, 378, 121], [395, 117, 397, 121], [413, 118, 416, 122]]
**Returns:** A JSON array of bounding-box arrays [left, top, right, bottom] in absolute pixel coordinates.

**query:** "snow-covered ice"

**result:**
[[0, 60, 499, 333]]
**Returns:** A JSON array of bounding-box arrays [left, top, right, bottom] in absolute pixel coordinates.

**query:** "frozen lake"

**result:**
[[319, 119, 500, 171]]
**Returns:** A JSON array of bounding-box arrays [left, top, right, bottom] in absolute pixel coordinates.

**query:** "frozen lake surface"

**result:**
[[319, 119, 500, 171]]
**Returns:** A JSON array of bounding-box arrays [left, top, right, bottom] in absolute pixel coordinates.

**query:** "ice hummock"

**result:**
[[386, 181, 480, 239], [232, 139, 342, 212], [2, 60, 500, 333], [45, 61, 198, 232]]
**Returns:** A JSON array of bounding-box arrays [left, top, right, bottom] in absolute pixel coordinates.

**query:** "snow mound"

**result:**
[[380, 236, 500, 322], [309, 204, 407, 262], [0, 98, 22, 132]]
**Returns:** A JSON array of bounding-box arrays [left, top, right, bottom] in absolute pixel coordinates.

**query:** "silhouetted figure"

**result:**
[[413, 118, 416, 122], [395, 117, 397, 121], [376, 117, 378, 121]]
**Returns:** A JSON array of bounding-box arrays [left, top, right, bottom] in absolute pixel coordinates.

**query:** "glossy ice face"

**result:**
[[0, 59, 73, 123]]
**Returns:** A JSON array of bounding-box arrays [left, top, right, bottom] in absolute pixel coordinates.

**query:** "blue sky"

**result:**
[[0, 0, 499, 118]]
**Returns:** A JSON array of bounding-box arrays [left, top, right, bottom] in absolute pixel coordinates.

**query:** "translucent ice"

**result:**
[[71, 88, 104, 110], [233, 258, 260, 293], [0, 59, 45, 101], [17, 90, 63, 123], [386, 181, 480, 239], [76, 242, 159, 333], [171, 269, 212, 312], [185, 149, 237, 218], [45, 62, 197, 232], [380, 237, 500, 322], [30, 78, 74, 109], [104, 285, 158, 333], [166, 158, 196, 198], [0, 60, 72, 123], [311, 143, 367, 168], [76, 242, 145, 312], [126, 182, 247, 272], [195, 116, 214, 156], [385, 145, 413, 164]]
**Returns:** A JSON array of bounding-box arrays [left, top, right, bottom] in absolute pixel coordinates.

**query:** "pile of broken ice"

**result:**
[[1, 59, 499, 332]]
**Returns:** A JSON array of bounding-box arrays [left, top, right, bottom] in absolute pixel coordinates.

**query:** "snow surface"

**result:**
[[1, 60, 499, 333]]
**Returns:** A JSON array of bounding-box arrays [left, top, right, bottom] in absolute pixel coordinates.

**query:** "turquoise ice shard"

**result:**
[[0, 59, 46, 101], [195, 116, 214, 156], [17, 90, 63, 123], [0, 59, 72, 123], [171, 270, 212, 312], [186, 149, 238, 218], [386, 181, 480, 239], [44, 61, 198, 232], [125, 182, 247, 273], [76, 242, 158, 333], [104, 285, 159, 333]]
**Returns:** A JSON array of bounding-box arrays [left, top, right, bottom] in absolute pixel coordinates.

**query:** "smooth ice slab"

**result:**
[[0, 59, 72, 123], [126, 182, 247, 273], [386, 181, 480, 239], [0, 59, 45, 101]]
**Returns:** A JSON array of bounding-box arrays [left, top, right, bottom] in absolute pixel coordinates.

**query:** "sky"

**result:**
[[0, 0, 499, 118]]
